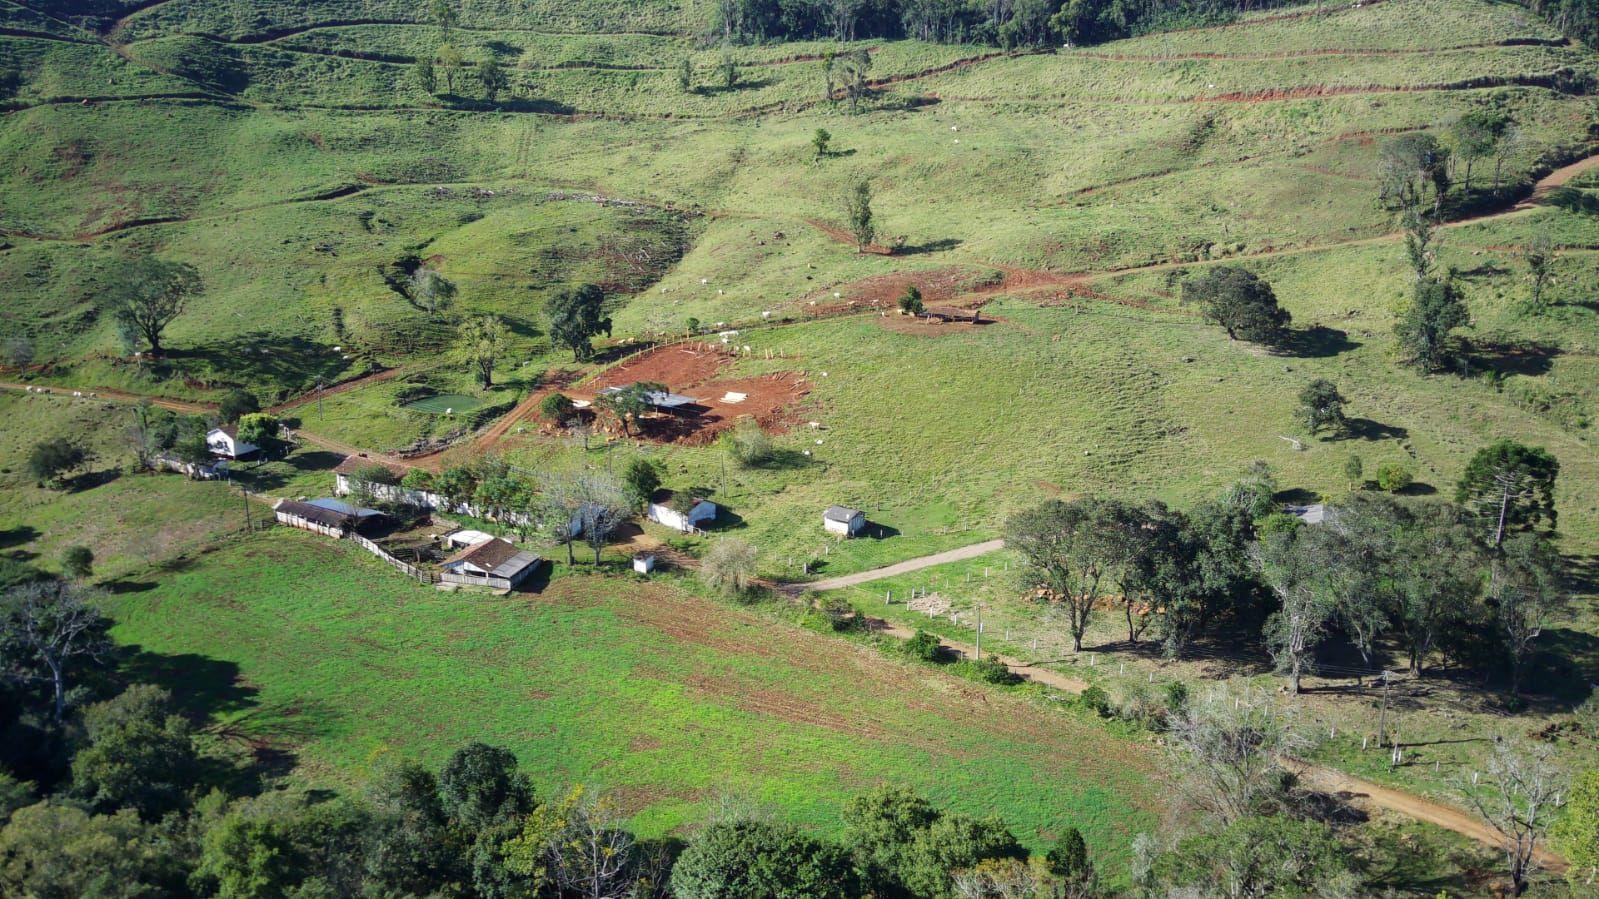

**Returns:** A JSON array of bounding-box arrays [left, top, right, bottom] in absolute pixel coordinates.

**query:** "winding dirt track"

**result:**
[[796, 539, 1565, 869]]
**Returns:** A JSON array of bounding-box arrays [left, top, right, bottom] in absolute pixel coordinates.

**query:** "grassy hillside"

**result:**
[[105, 530, 1164, 875]]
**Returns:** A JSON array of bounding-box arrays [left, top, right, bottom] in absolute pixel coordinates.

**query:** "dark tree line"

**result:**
[[709, 0, 1308, 49], [1007, 442, 1565, 698]]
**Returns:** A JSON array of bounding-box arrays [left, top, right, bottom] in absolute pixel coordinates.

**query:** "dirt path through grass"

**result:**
[[796, 539, 1006, 592]]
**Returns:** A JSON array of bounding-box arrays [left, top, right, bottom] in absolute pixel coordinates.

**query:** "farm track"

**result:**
[[799, 540, 1567, 868]]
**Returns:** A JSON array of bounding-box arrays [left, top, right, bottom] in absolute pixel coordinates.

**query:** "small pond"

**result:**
[[401, 393, 484, 414]]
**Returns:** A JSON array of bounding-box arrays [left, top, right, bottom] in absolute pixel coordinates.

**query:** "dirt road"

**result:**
[[796, 539, 1006, 593], [0, 381, 215, 414]]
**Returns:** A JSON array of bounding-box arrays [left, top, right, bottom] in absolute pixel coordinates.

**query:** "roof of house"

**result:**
[[649, 488, 712, 507], [274, 499, 354, 529], [304, 497, 382, 519], [598, 384, 698, 408], [442, 538, 540, 578], [209, 425, 238, 440], [334, 455, 407, 477], [824, 505, 863, 522], [1286, 503, 1327, 525]]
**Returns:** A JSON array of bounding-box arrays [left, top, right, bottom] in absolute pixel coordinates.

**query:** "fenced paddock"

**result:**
[[347, 533, 436, 584]]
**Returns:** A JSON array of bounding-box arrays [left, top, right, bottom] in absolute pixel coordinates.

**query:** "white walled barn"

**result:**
[[823, 505, 865, 537], [206, 426, 258, 459], [647, 489, 717, 533]]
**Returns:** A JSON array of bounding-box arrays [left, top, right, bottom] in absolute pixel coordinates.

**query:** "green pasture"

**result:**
[[103, 530, 1164, 877]]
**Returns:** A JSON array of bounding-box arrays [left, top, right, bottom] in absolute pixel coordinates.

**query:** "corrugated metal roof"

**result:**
[[824, 505, 862, 522]]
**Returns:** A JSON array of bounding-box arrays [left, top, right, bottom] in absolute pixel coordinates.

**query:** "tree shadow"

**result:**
[[697, 77, 775, 95], [0, 525, 39, 551], [893, 237, 963, 256], [1275, 325, 1360, 358], [67, 468, 121, 492], [1465, 339, 1560, 376], [1396, 481, 1437, 496], [1453, 262, 1512, 280], [173, 334, 352, 395], [1339, 417, 1409, 441], [102, 578, 157, 594], [1546, 185, 1599, 215], [819, 148, 857, 159], [1529, 627, 1599, 704], [502, 315, 543, 341], [118, 646, 257, 722], [481, 41, 523, 59]]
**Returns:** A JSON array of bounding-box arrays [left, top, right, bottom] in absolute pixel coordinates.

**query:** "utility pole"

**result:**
[[316, 379, 326, 422], [240, 486, 252, 533], [975, 602, 983, 656], [1377, 669, 1393, 748]]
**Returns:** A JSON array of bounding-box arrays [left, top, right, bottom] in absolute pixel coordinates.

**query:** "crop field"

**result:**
[[104, 530, 1164, 876]]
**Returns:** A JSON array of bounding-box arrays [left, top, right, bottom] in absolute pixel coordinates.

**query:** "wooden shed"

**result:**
[[440, 538, 541, 590]]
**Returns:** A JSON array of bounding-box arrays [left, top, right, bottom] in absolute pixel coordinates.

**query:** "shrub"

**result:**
[[539, 392, 575, 423], [700, 538, 758, 596], [218, 389, 259, 423], [818, 596, 858, 631], [235, 413, 278, 447], [722, 419, 775, 467], [1078, 685, 1112, 717], [962, 654, 1019, 685], [1375, 462, 1414, 493], [902, 630, 943, 662], [401, 468, 434, 491]]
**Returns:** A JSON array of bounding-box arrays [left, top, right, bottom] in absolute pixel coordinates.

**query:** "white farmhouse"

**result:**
[[206, 425, 258, 459]]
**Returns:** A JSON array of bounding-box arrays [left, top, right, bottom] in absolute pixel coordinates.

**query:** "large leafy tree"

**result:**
[[69, 685, 201, 820], [456, 314, 506, 387], [546, 284, 611, 362], [0, 581, 112, 722], [1455, 439, 1560, 545], [1395, 274, 1468, 372], [1005, 497, 1144, 652], [841, 177, 875, 252], [27, 438, 93, 490], [1181, 267, 1290, 345], [1490, 534, 1566, 698], [1142, 814, 1356, 897], [108, 256, 201, 357], [1296, 378, 1348, 435], [1252, 527, 1338, 693], [670, 819, 859, 899]]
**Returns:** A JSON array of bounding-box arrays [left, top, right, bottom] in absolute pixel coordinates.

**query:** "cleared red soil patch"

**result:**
[[578, 344, 810, 447]]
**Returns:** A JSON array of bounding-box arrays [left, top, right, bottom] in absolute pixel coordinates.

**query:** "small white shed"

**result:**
[[206, 426, 258, 459], [823, 505, 866, 537], [633, 553, 656, 574], [647, 490, 717, 533], [445, 528, 496, 550]]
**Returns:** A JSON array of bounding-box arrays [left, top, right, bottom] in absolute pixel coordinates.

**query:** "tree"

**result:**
[[70, 685, 201, 820], [1467, 740, 1566, 894], [236, 412, 278, 447], [0, 580, 112, 722], [1252, 527, 1337, 693], [477, 51, 508, 102], [1005, 497, 1143, 653], [1141, 815, 1356, 898], [812, 127, 831, 159], [1343, 453, 1365, 490], [844, 785, 942, 896], [1455, 439, 1560, 545], [901, 813, 1026, 899], [841, 177, 875, 252], [539, 392, 575, 424], [1181, 266, 1290, 345], [1522, 231, 1555, 311], [1361, 497, 1485, 675], [567, 475, 631, 565], [1119, 502, 1185, 645], [1490, 533, 1565, 698], [1164, 687, 1307, 823], [826, 48, 871, 111], [60, 546, 94, 581], [504, 786, 659, 899], [1380, 132, 1450, 213], [416, 56, 437, 93], [107, 256, 200, 358], [897, 285, 924, 315], [456, 314, 506, 387], [1448, 109, 1504, 193], [27, 438, 92, 489], [362, 761, 460, 896], [1395, 274, 1468, 372], [670, 819, 859, 899], [409, 267, 457, 319], [1401, 204, 1439, 281], [438, 742, 535, 831], [1374, 461, 1413, 493], [599, 380, 665, 437], [546, 283, 610, 362], [218, 388, 259, 423], [1552, 769, 1599, 891], [431, 0, 458, 36], [677, 57, 694, 92], [196, 790, 371, 898], [622, 458, 662, 509], [701, 538, 758, 596], [436, 44, 463, 93], [1296, 378, 1347, 435], [0, 804, 189, 898], [1158, 501, 1255, 658], [1044, 827, 1096, 898], [719, 53, 739, 90]]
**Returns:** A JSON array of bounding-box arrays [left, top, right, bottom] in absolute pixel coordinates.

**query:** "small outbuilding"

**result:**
[[823, 505, 866, 537], [274, 499, 359, 537], [633, 553, 656, 575], [440, 538, 541, 590], [206, 426, 258, 459], [647, 489, 717, 533], [444, 528, 497, 550], [1285, 503, 1327, 525]]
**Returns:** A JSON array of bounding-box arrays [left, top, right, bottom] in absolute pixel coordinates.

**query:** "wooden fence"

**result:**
[[346, 533, 436, 584]]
